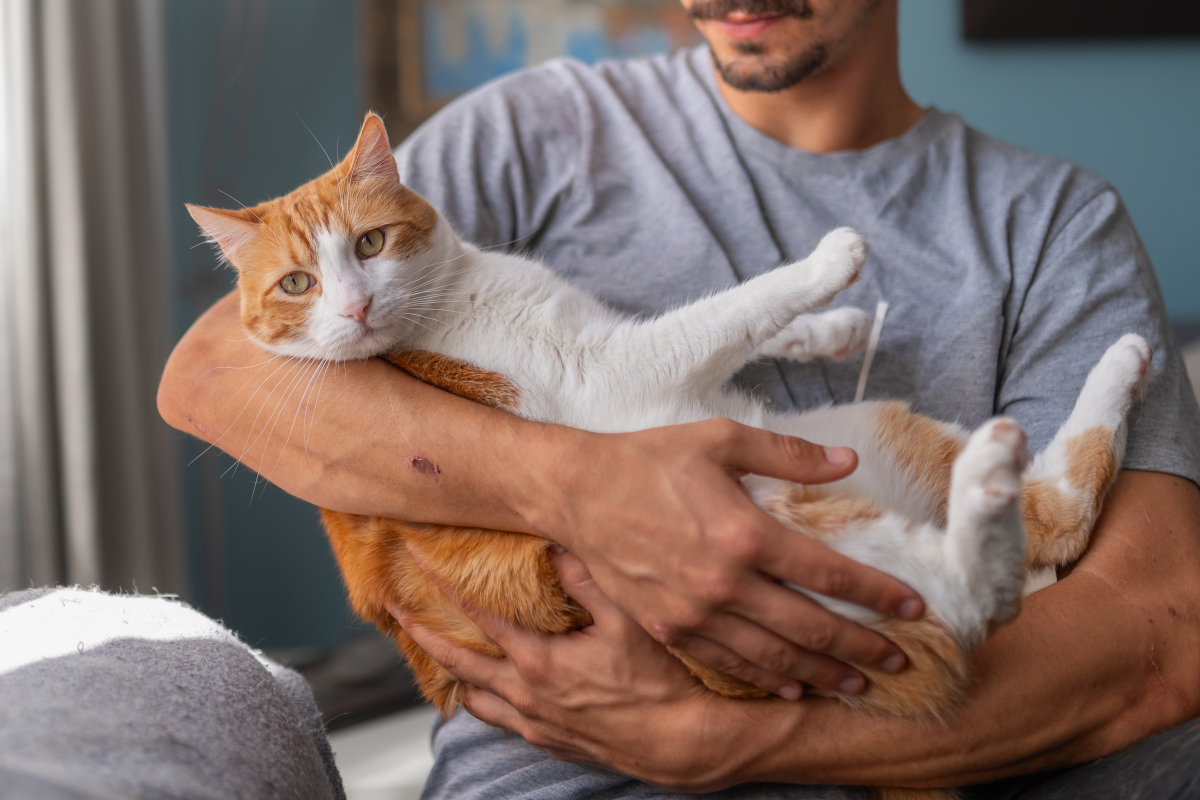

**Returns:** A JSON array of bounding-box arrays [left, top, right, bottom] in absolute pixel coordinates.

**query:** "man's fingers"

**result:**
[[389, 603, 520, 692], [668, 631, 807, 700], [729, 580, 908, 674], [684, 612, 871, 695], [717, 421, 857, 485], [461, 685, 529, 733], [761, 526, 924, 621], [550, 548, 630, 632]]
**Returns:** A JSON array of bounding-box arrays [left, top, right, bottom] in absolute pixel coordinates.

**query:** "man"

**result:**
[[158, 0, 1200, 796]]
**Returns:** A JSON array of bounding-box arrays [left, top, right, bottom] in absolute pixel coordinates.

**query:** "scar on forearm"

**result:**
[[406, 453, 441, 478]]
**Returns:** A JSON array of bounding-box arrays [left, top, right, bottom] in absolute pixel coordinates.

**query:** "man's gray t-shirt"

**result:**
[[394, 46, 1200, 800]]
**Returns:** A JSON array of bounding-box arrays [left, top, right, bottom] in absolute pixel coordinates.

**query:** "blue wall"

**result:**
[[899, 0, 1200, 321], [166, 0, 366, 651]]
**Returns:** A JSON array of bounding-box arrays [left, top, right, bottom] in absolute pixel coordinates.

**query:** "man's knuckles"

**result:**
[[708, 518, 767, 565]]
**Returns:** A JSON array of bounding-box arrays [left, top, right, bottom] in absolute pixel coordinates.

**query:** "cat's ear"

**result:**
[[345, 112, 399, 187], [186, 205, 262, 267]]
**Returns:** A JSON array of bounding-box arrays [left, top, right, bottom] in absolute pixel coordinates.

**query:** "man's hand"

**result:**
[[395, 471, 1200, 789], [514, 420, 923, 699], [391, 549, 773, 792], [159, 293, 922, 698]]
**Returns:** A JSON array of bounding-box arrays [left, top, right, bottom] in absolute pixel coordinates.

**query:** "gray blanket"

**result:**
[[0, 587, 345, 799]]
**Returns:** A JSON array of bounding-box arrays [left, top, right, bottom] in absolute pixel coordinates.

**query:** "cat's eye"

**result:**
[[280, 272, 312, 295], [356, 228, 384, 258]]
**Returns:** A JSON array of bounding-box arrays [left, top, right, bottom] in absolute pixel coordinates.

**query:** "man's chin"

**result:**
[[710, 44, 829, 92]]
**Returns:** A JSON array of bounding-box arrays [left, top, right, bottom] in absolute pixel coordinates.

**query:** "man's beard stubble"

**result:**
[[711, 42, 830, 93], [688, 0, 827, 92]]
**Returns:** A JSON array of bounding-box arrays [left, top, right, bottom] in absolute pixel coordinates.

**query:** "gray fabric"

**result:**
[[0, 589, 344, 800], [422, 711, 868, 800], [963, 715, 1200, 799], [0, 585, 54, 611], [395, 46, 1200, 799]]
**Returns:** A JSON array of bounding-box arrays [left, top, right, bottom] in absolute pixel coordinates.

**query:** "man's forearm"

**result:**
[[159, 293, 929, 697], [735, 471, 1200, 788], [157, 291, 551, 528]]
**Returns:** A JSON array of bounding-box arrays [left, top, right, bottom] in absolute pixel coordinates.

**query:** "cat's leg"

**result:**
[[607, 228, 866, 393], [1021, 334, 1152, 570], [321, 509, 588, 716], [940, 416, 1031, 643], [754, 306, 871, 363]]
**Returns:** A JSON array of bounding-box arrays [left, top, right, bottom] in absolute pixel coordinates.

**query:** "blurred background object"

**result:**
[[962, 0, 1200, 41], [0, 0, 183, 598], [0, 3, 1198, 776], [363, 0, 701, 142]]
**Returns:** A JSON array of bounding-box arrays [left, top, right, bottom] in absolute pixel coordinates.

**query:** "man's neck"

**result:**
[[713, 8, 924, 154]]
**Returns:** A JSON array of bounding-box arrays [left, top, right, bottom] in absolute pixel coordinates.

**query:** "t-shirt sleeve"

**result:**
[[998, 188, 1200, 487], [392, 65, 583, 252]]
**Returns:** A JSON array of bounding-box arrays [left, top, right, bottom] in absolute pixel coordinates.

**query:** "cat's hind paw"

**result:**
[[755, 307, 871, 363], [945, 417, 1030, 635]]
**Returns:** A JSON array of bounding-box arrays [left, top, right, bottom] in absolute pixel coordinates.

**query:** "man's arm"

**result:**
[[157, 293, 925, 697], [398, 470, 1200, 790]]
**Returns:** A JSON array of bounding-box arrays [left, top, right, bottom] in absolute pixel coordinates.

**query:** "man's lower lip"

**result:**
[[713, 14, 785, 38]]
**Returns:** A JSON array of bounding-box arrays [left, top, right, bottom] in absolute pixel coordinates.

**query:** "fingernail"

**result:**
[[778, 682, 801, 701], [899, 598, 922, 620], [823, 446, 854, 466], [881, 653, 906, 674], [839, 675, 866, 695], [549, 543, 565, 554]]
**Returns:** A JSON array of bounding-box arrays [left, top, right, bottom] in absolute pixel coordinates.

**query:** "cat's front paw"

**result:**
[[802, 228, 868, 305], [1074, 333, 1154, 429], [756, 307, 870, 363]]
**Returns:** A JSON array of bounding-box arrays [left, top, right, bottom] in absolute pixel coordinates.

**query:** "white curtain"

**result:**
[[0, 0, 184, 594]]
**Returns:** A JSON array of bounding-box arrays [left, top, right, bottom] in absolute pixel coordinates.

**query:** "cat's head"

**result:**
[[188, 113, 445, 361]]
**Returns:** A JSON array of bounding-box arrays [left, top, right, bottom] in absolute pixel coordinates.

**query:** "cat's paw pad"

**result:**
[[955, 417, 1029, 512], [757, 307, 870, 362], [805, 227, 868, 297]]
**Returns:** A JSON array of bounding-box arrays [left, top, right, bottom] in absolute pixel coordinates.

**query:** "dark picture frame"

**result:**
[[962, 0, 1200, 42]]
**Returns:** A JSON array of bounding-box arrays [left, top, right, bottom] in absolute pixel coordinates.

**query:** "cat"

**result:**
[[189, 114, 1152, 800]]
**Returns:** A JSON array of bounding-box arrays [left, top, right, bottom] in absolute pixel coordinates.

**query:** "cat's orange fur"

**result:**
[[204, 119, 1126, 800]]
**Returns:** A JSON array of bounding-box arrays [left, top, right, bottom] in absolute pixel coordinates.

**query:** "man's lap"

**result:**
[[423, 710, 1200, 800]]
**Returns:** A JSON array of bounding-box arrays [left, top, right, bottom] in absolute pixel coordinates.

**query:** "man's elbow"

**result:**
[[157, 339, 212, 442]]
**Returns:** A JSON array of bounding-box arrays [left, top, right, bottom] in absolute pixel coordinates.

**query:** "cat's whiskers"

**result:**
[[302, 356, 335, 453], [229, 342, 323, 471], [263, 350, 333, 488], [222, 353, 318, 483], [189, 346, 313, 467], [232, 351, 320, 471], [246, 352, 328, 496]]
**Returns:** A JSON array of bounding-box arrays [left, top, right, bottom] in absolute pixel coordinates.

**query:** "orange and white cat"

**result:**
[[190, 114, 1151, 799]]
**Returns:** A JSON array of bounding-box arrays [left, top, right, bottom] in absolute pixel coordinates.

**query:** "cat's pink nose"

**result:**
[[340, 298, 371, 324]]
